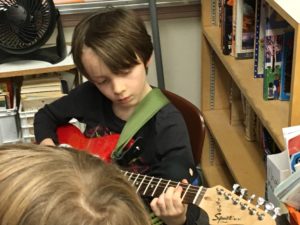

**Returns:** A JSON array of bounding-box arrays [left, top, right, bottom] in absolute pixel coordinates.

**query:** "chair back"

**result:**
[[161, 89, 205, 165]]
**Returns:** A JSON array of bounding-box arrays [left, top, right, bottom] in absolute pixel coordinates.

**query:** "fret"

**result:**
[[143, 176, 154, 195], [122, 171, 206, 207], [181, 184, 191, 201], [195, 187, 207, 205], [193, 186, 202, 204], [127, 172, 134, 181], [162, 180, 171, 194], [132, 174, 140, 187], [136, 174, 147, 193], [151, 178, 162, 196]]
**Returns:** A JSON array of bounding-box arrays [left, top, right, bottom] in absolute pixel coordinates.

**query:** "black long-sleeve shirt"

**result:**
[[34, 81, 200, 224]]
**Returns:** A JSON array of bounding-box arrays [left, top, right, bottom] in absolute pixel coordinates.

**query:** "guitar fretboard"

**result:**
[[123, 171, 207, 205]]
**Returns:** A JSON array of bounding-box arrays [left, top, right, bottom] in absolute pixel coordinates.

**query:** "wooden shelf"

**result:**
[[202, 26, 288, 150], [202, 165, 233, 190], [0, 46, 75, 78], [267, 0, 300, 27], [203, 109, 266, 197], [200, 0, 300, 203]]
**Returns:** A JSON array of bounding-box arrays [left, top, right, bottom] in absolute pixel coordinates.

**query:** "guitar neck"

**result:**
[[123, 171, 206, 205]]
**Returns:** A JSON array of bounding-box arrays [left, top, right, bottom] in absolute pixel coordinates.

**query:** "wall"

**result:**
[[57, 16, 201, 107]]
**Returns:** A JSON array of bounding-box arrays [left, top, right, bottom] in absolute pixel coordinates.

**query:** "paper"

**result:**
[[266, 150, 291, 212], [275, 169, 300, 210], [283, 126, 300, 172]]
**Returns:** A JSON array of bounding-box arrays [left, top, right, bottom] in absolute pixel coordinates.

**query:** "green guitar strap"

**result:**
[[111, 88, 169, 160]]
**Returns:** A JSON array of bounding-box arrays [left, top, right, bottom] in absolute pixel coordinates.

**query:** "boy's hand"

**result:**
[[40, 138, 56, 146], [150, 179, 188, 225]]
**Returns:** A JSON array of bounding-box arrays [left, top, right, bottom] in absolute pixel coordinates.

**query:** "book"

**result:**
[[21, 81, 61, 90], [0, 78, 13, 108], [243, 99, 256, 141], [0, 95, 7, 110], [21, 94, 66, 111], [282, 126, 300, 173], [263, 3, 290, 100], [253, 0, 266, 78], [231, 0, 237, 57], [266, 150, 291, 212], [229, 81, 244, 125], [221, 0, 234, 55], [234, 0, 256, 59], [54, 0, 84, 4], [279, 30, 294, 101], [21, 75, 62, 93], [22, 74, 61, 86], [21, 84, 62, 94], [262, 127, 281, 157]]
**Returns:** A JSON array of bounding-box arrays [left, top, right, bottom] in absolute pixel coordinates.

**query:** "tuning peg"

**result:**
[[272, 207, 281, 220], [256, 197, 265, 208], [232, 184, 240, 193], [264, 202, 275, 213], [232, 188, 248, 205], [247, 194, 256, 203], [239, 188, 248, 198]]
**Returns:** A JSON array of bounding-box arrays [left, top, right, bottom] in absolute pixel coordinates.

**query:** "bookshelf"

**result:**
[[200, 0, 300, 197], [0, 46, 79, 144]]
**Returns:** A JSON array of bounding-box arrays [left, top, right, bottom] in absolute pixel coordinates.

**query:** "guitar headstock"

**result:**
[[199, 184, 279, 225]]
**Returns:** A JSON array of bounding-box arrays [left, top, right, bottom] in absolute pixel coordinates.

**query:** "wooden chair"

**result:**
[[161, 89, 205, 165]]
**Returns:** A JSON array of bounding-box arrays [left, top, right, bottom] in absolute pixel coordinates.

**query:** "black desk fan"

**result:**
[[0, 0, 66, 64]]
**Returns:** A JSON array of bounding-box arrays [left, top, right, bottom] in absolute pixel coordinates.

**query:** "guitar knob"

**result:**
[[224, 192, 232, 200], [216, 187, 224, 195], [232, 197, 239, 205], [257, 212, 265, 221], [240, 202, 248, 210]]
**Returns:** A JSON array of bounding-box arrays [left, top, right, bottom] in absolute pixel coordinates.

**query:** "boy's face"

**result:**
[[81, 46, 151, 113]]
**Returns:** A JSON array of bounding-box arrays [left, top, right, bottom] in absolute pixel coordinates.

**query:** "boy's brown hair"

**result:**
[[71, 8, 153, 78], [0, 143, 151, 225]]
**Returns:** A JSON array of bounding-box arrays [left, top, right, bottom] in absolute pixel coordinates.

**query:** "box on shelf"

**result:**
[[18, 106, 37, 143], [0, 108, 19, 144], [18, 104, 83, 143]]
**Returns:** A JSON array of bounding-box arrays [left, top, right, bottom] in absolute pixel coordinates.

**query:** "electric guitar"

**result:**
[[57, 124, 141, 164], [57, 124, 279, 224], [123, 170, 279, 225]]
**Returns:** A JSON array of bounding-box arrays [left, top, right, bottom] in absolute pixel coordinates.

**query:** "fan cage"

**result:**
[[0, 0, 57, 54]]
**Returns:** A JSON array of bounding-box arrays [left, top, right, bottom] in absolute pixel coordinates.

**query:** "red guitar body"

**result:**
[[57, 124, 120, 162]]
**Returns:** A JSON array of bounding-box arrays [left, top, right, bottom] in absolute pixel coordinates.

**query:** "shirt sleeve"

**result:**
[[34, 82, 99, 143], [150, 106, 201, 225], [150, 107, 199, 183]]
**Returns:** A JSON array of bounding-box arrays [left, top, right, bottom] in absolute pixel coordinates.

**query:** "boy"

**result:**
[[34, 8, 201, 225], [0, 143, 151, 225]]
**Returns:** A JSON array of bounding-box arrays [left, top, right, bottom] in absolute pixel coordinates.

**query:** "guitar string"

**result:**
[[123, 171, 204, 202]]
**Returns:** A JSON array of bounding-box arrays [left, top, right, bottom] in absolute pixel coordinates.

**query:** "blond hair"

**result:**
[[0, 143, 150, 225]]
